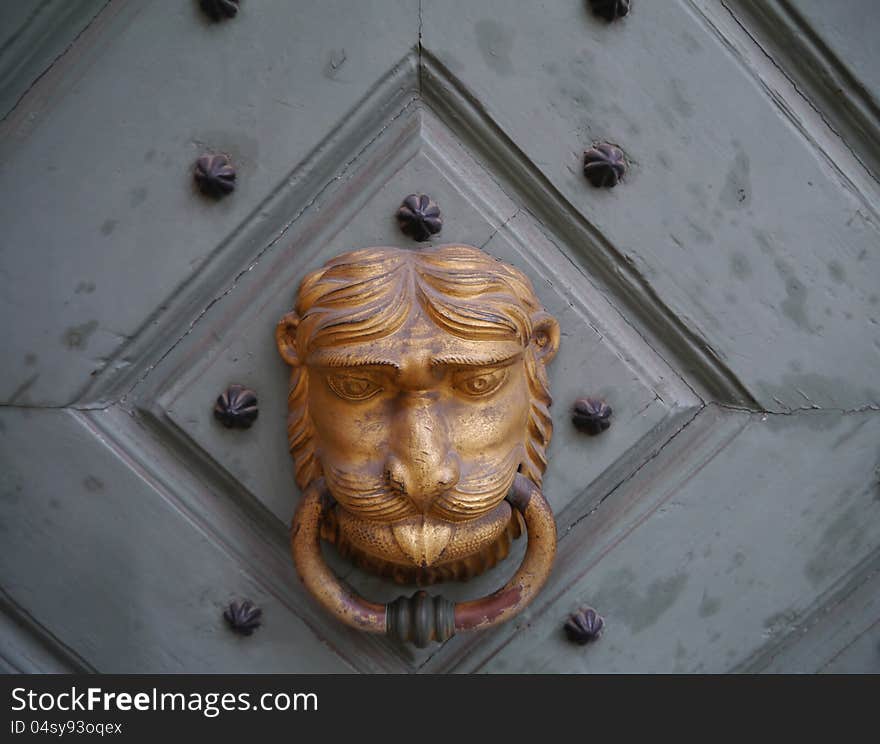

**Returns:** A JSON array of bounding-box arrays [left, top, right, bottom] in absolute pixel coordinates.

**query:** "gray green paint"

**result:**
[[1, 0, 879, 674]]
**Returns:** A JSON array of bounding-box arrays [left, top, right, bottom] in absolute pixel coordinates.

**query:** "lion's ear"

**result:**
[[530, 313, 560, 364], [276, 311, 301, 366]]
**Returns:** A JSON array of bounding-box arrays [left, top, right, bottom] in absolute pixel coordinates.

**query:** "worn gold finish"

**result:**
[[277, 244, 559, 644]]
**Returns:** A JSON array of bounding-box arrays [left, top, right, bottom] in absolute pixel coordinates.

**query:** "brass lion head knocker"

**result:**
[[276, 245, 559, 646]]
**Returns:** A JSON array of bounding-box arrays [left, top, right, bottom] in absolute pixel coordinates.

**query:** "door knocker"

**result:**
[[276, 244, 560, 646]]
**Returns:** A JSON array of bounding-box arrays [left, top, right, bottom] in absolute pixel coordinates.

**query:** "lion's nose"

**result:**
[[386, 402, 460, 513], [385, 454, 460, 512]]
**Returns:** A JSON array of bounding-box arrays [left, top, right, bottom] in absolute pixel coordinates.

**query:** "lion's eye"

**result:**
[[452, 368, 509, 397], [326, 373, 382, 401]]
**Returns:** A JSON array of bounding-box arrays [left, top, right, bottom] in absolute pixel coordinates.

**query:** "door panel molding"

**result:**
[[714, 0, 880, 187], [3, 1, 878, 674], [435, 407, 880, 673], [421, 50, 757, 408], [737, 546, 880, 673], [81, 55, 420, 409], [0, 589, 93, 674]]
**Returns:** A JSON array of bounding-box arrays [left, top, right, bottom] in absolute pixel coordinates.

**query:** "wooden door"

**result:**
[[2, 0, 878, 673]]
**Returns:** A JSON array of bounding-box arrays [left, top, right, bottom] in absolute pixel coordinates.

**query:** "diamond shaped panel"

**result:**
[[123, 63, 710, 670], [152, 104, 700, 531]]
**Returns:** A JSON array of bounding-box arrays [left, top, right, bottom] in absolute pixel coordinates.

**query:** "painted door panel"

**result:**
[[1, 1, 878, 673]]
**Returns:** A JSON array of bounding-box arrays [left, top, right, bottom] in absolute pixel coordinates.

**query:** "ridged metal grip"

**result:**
[[386, 591, 456, 648]]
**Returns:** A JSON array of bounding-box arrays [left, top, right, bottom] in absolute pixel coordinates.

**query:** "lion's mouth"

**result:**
[[327, 500, 523, 584], [322, 448, 525, 568], [391, 516, 454, 567]]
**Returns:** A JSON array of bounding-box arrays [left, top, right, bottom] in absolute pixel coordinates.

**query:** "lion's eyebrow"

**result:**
[[308, 351, 400, 369], [308, 349, 522, 369], [429, 351, 521, 368]]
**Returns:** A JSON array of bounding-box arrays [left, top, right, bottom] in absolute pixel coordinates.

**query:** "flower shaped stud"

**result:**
[[224, 600, 262, 636], [583, 143, 626, 188], [200, 0, 239, 22], [214, 384, 258, 429], [588, 0, 630, 22], [572, 397, 613, 435], [396, 194, 443, 242], [194, 153, 236, 198], [564, 606, 605, 644]]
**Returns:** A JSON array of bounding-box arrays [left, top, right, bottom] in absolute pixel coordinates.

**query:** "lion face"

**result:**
[[276, 245, 558, 583]]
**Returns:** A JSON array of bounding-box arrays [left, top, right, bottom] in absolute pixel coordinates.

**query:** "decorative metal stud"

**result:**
[[572, 397, 612, 435], [200, 0, 239, 22], [396, 194, 443, 242], [194, 153, 236, 198], [214, 384, 258, 429], [588, 0, 630, 22], [224, 600, 262, 636], [564, 606, 604, 644], [583, 143, 626, 188]]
